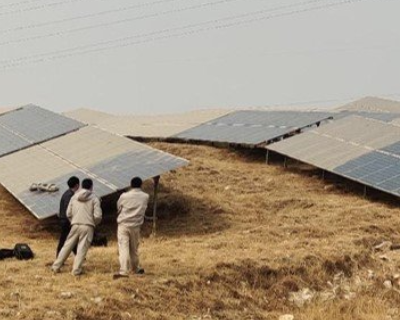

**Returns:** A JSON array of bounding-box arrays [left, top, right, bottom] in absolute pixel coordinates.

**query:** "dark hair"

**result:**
[[131, 177, 143, 188], [67, 176, 80, 189], [82, 178, 93, 190]]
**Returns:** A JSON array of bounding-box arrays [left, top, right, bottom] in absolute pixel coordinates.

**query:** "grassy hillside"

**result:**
[[1, 142, 400, 320]]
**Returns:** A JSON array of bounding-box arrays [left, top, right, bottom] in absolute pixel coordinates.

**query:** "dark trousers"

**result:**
[[56, 219, 77, 257]]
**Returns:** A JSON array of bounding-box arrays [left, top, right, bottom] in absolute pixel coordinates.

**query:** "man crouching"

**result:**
[[114, 177, 149, 279], [52, 178, 102, 276]]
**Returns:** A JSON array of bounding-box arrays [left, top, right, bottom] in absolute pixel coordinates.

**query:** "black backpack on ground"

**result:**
[[13, 243, 34, 260], [0, 249, 14, 260]]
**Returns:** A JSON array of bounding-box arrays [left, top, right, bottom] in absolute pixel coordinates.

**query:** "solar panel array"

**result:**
[[0, 107, 189, 219], [174, 110, 332, 146], [268, 116, 400, 197], [0, 104, 84, 157]]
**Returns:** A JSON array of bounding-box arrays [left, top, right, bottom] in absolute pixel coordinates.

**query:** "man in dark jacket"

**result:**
[[56, 176, 80, 257]]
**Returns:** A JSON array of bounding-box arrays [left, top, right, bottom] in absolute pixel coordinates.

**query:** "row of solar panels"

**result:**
[[3, 102, 400, 220], [0, 105, 188, 219], [64, 102, 400, 200], [173, 110, 400, 199], [65, 103, 400, 148], [268, 116, 400, 198]]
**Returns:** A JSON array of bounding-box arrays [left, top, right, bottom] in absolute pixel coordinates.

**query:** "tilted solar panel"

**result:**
[[333, 110, 400, 122], [0, 126, 31, 157], [268, 116, 400, 198], [174, 110, 332, 146], [0, 104, 85, 158], [0, 126, 189, 219]]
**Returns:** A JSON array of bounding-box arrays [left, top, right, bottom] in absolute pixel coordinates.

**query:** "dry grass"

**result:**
[[1, 142, 400, 319]]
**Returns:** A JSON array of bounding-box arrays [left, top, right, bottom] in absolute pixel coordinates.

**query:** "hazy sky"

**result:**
[[0, 0, 399, 114]]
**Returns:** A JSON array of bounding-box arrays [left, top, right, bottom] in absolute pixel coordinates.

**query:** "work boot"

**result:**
[[135, 268, 145, 275]]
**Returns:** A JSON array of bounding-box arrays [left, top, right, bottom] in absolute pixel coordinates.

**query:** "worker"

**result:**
[[114, 177, 149, 279], [52, 178, 102, 276]]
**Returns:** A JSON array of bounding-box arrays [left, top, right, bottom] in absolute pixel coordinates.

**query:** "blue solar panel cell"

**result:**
[[88, 149, 188, 190], [376, 177, 400, 191], [381, 142, 400, 156]]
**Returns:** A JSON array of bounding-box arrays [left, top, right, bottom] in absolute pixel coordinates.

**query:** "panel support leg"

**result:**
[[266, 150, 270, 165], [283, 157, 287, 168], [152, 176, 160, 237], [363, 185, 368, 198]]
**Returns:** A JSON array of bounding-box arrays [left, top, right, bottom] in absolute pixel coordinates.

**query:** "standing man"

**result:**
[[52, 178, 102, 276], [56, 176, 80, 257], [114, 177, 149, 279]]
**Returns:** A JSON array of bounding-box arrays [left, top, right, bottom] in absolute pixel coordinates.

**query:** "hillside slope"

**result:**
[[1, 143, 400, 320]]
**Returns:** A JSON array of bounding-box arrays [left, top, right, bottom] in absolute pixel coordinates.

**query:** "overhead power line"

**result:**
[[0, 0, 184, 34], [0, 0, 49, 10], [0, 0, 248, 46], [0, 0, 377, 71], [0, 0, 109, 17]]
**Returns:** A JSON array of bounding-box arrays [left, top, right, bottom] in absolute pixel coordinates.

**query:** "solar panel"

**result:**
[[268, 116, 400, 198], [42, 126, 189, 190], [18, 171, 115, 220], [174, 110, 332, 146], [0, 125, 189, 219], [88, 149, 186, 189], [333, 110, 400, 122], [0, 126, 31, 157], [0, 146, 113, 219], [0, 104, 85, 158]]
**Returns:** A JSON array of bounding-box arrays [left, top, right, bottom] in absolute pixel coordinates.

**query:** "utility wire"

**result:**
[[0, 0, 108, 17], [0, 0, 351, 58], [0, 0, 50, 10], [0, 0, 376, 70], [0, 0, 248, 46], [0, 0, 185, 34]]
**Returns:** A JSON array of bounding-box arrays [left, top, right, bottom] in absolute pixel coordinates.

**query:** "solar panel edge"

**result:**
[[0, 182, 52, 220]]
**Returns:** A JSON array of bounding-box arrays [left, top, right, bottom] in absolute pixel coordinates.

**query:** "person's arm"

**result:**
[[93, 197, 103, 226], [117, 195, 123, 215], [66, 199, 73, 222]]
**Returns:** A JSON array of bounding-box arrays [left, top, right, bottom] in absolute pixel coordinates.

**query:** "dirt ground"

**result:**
[[1, 142, 400, 320]]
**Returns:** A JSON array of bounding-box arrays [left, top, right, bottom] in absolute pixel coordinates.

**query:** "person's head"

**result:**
[[67, 176, 80, 191], [82, 178, 93, 191], [131, 177, 143, 189]]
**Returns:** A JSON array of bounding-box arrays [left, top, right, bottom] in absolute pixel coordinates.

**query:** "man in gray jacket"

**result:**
[[52, 178, 102, 276], [114, 177, 149, 279]]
